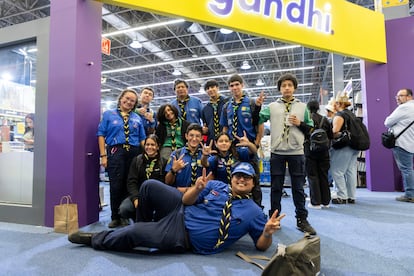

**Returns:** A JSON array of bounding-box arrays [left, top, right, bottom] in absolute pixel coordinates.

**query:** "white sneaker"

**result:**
[[307, 203, 322, 209], [322, 204, 330, 208]]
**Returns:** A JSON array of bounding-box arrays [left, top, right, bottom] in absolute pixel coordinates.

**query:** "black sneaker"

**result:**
[[347, 198, 355, 204], [331, 198, 346, 204], [68, 231, 93, 246], [297, 218, 316, 235]]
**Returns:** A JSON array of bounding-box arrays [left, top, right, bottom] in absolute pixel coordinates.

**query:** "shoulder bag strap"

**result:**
[[236, 251, 267, 270], [395, 120, 414, 139]]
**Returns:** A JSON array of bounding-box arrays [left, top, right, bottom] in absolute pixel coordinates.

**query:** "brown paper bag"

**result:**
[[54, 195, 79, 234]]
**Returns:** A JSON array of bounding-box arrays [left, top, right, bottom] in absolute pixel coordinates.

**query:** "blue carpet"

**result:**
[[0, 185, 413, 275]]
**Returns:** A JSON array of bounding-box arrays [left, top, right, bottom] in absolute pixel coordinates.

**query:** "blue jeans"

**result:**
[[330, 146, 358, 200], [270, 153, 307, 219], [392, 146, 414, 198]]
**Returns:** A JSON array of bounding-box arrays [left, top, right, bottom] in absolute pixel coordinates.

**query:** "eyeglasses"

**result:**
[[233, 173, 253, 180], [395, 94, 408, 99]]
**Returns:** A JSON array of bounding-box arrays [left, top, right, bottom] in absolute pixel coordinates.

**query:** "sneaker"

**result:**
[[322, 204, 330, 208], [282, 190, 290, 198], [347, 198, 355, 204], [297, 218, 316, 235], [68, 231, 93, 245], [307, 203, 322, 209], [395, 195, 414, 203], [108, 219, 121, 228], [331, 198, 346, 204]]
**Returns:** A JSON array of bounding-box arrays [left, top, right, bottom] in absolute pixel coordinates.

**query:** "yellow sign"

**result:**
[[382, 0, 409, 7], [98, 0, 387, 63]]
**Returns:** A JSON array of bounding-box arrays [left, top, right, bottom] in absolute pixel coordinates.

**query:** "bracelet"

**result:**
[[100, 154, 107, 157], [170, 169, 176, 175]]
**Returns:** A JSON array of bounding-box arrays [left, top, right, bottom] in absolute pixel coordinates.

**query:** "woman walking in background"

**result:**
[[330, 93, 359, 204], [305, 100, 332, 209]]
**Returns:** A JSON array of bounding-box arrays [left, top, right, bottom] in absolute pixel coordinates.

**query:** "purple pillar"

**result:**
[[363, 16, 414, 191], [45, 0, 102, 227]]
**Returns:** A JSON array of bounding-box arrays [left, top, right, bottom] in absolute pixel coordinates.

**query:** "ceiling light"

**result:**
[[172, 68, 182, 76], [102, 19, 185, 37], [256, 79, 265, 86], [220, 28, 233, 34], [102, 46, 300, 74], [129, 40, 142, 49], [241, 61, 251, 70]]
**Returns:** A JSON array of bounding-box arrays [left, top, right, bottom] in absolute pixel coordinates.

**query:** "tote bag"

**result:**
[[54, 195, 79, 234]]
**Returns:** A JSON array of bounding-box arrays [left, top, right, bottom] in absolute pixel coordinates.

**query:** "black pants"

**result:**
[[251, 160, 263, 208], [270, 153, 307, 219], [91, 180, 187, 252], [106, 145, 141, 220], [305, 153, 331, 206]]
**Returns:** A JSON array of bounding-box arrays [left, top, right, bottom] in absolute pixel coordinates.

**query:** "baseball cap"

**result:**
[[232, 162, 255, 177]]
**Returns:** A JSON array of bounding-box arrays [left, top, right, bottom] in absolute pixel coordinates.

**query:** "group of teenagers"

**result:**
[[69, 72, 356, 255]]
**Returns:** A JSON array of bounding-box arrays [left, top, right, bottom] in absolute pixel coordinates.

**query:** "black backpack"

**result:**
[[309, 116, 330, 154], [341, 110, 370, 151]]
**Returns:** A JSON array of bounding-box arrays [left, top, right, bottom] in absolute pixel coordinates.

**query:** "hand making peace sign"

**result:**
[[255, 91, 265, 106]]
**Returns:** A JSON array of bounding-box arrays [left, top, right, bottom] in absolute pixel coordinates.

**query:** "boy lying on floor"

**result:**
[[69, 162, 285, 255]]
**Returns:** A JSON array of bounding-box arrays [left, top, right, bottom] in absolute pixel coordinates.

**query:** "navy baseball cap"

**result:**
[[232, 162, 255, 177]]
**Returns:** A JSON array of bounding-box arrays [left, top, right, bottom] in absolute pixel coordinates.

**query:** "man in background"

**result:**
[[171, 79, 204, 125], [384, 88, 414, 203], [135, 87, 157, 136]]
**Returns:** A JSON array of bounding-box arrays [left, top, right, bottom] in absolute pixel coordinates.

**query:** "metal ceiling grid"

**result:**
[[1, 0, 414, 109]]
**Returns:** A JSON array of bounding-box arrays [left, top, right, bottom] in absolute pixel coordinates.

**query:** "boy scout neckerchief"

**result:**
[[281, 97, 295, 140], [214, 189, 251, 249], [118, 108, 131, 151], [144, 153, 157, 179], [178, 96, 190, 121], [210, 98, 220, 138], [231, 94, 245, 139]]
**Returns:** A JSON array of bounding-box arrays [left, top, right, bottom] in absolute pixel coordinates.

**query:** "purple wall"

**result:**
[[363, 16, 414, 191], [45, 0, 102, 227]]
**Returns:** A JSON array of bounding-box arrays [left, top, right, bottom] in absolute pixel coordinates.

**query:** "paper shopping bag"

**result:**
[[54, 195, 79, 234]]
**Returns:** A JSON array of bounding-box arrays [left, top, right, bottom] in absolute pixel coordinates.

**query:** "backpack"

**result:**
[[309, 116, 330, 154], [237, 234, 320, 276], [340, 110, 370, 151]]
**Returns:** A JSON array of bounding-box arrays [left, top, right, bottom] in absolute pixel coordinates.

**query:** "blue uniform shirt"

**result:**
[[207, 147, 255, 184], [220, 96, 257, 142], [184, 180, 267, 255], [97, 109, 146, 146], [165, 146, 203, 187], [172, 96, 204, 125]]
